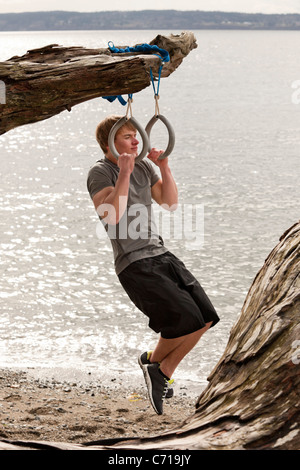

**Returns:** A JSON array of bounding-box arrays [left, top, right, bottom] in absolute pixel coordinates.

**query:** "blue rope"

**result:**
[[102, 41, 169, 106], [150, 65, 163, 97], [108, 41, 170, 63], [102, 95, 127, 106]]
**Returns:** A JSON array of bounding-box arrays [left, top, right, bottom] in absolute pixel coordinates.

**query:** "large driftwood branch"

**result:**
[[0, 32, 197, 135], [1, 221, 299, 450]]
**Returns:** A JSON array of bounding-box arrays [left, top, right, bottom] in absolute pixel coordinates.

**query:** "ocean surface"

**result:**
[[0, 30, 299, 392]]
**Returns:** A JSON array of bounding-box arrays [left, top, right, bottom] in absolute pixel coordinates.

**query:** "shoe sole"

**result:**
[[138, 355, 156, 410], [141, 364, 162, 415], [138, 355, 146, 369], [139, 355, 161, 413]]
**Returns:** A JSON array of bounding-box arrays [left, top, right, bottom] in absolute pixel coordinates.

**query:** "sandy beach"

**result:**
[[0, 367, 199, 445]]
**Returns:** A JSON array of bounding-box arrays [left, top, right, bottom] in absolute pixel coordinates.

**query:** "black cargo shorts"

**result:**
[[118, 251, 219, 339]]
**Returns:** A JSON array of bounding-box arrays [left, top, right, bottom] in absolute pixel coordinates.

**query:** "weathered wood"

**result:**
[[0, 32, 197, 135], [1, 221, 299, 450]]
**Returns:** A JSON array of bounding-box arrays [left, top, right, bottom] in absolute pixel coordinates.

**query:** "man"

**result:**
[[87, 115, 219, 415]]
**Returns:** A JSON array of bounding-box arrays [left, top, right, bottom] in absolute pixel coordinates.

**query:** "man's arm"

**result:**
[[149, 149, 178, 211], [92, 153, 135, 225]]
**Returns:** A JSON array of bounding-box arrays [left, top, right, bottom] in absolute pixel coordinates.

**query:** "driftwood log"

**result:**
[[0, 31, 197, 135], [1, 221, 299, 451]]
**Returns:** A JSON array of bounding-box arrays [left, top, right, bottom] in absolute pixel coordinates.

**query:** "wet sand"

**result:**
[[0, 367, 199, 445]]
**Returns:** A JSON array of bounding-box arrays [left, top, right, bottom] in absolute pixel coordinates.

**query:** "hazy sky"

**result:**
[[1, 0, 300, 14]]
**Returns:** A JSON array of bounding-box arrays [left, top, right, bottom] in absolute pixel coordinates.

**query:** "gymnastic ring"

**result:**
[[108, 116, 150, 163], [145, 114, 175, 159]]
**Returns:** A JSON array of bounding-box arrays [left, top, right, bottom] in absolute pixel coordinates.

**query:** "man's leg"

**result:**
[[140, 322, 212, 414], [150, 322, 212, 379]]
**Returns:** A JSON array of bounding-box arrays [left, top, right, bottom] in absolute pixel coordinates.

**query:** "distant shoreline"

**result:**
[[0, 10, 300, 32]]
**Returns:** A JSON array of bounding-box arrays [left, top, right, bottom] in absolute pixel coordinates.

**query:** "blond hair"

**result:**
[[96, 115, 136, 154]]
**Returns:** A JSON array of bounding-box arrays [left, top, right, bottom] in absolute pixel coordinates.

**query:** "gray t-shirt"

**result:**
[[87, 157, 167, 274]]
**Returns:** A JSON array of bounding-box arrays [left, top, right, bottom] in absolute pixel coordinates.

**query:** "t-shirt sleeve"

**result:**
[[87, 165, 114, 199]]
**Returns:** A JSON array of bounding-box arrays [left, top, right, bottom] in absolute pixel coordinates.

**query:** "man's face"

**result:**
[[114, 126, 139, 157]]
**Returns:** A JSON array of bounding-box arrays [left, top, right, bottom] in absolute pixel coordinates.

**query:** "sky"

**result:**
[[1, 0, 300, 14]]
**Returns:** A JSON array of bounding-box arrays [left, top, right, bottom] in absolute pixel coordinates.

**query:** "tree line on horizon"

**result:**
[[0, 10, 300, 31]]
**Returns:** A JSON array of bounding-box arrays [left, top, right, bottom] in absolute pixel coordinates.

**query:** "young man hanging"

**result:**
[[87, 115, 219, 415]]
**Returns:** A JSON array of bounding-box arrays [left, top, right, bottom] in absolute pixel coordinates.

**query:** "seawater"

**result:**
[[0, 30, 299, 390]]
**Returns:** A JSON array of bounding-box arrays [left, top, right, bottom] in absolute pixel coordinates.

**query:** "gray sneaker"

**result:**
[[138, 351, 174, 398], [142, 363, 169, 415]]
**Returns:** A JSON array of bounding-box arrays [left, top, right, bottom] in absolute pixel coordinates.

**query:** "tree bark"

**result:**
[[0, 31, 197, 135], [1, 221, 299, 450]]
